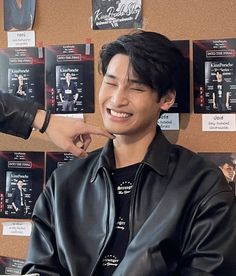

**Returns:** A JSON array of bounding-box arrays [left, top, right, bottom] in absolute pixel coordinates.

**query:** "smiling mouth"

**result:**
[[107, 108, 132, 118]]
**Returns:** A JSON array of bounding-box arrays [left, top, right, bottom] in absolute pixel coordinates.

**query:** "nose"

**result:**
[[110, 86, 129, 106]]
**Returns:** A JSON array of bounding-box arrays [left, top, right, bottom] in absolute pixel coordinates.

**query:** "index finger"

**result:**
[[84, 124, 115, 139]]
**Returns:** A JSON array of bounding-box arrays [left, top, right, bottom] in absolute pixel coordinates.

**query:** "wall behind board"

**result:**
[[0, 0, 236, 260]]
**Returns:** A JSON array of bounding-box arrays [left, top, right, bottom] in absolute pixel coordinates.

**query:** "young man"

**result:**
[[217, 155, 236, 195], [212, 69, 230, 112], [22, 31, 236, 275], [11, 179, 26, 217], [14, 74, 28, 99], [59, 72, 79, 112]]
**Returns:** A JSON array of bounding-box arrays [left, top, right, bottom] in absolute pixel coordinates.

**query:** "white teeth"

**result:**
[[110, 109, 130, 118]]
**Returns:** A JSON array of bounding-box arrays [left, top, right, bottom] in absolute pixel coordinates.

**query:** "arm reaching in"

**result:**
[[0, 92, 113, 157], [33, 110, 114, 158]]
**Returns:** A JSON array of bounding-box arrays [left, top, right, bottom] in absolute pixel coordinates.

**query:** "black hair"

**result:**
[[215, 69, 223, 75], [216, 155, 236, 169], [99, 30, 185, 100]]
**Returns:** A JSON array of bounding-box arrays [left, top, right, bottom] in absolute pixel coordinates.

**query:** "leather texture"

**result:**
[[22, 127, 236, 276], [0, 91, 39, 139]]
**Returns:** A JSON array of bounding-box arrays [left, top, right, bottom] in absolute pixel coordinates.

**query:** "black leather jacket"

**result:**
[[0, 91, 39, 139], [22, 128, 236, 276]]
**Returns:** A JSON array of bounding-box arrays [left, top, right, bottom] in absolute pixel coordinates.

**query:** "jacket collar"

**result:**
[[143, 125, 173, 176], [91, 125, 173, 181]]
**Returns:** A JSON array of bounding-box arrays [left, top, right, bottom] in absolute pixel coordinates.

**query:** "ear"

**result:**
[[160, 90, 176, 111]]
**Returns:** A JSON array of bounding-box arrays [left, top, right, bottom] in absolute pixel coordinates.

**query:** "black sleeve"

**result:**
[[0, 91, 41, 139], [22, 175, 68, 275]]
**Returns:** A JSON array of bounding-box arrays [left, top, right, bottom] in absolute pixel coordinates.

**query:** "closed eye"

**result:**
[[130, 87, 145, 92], [104, 81, 117, 87], [129, 81, 149, 92], [129, 84, 147, 92]]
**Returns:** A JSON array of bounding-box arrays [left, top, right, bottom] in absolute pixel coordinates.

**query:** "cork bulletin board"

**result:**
[[0, 0, 236, 261]]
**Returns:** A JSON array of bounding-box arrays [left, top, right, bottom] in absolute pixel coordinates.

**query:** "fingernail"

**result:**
[[80, 152, 88, 159]]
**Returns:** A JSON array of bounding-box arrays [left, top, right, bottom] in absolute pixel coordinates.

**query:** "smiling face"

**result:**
[[99, 54, 173, 139]]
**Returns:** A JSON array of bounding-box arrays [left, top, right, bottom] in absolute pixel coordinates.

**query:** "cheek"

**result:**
[[98, 86, 104, 103], [98, 88, 107, 112], [98, 94, 103, 113], [141, 100, 160, 114]]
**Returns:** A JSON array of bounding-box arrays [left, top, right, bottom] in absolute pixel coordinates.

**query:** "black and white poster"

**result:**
[[0, 151, 44, 219], [92, 0, 142, 30], [193, 38, 236, 113], [45, 44, 94, 114], [0, 255, 25, 275], [46, 152, 76, 182], [198, 152, 236, 195], [4, 0, 36, 32], [0, 46, 45, 105]]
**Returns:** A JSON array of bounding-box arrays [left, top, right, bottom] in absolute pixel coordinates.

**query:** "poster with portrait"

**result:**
[[0, 47, 45, 105], [193, 38, 236, 113], [46, 152, 76, 182], [92, 0, 142, 30], [0, 255, 25, 275], [169, 40, 190, 113], [45, 44, 94, 114], [0, 151, 44, 219], [198, 152, 236, 195], [4, 0, 36, 31]]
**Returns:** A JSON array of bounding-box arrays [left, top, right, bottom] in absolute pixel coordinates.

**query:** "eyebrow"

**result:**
[[105, 73, 144, 85]]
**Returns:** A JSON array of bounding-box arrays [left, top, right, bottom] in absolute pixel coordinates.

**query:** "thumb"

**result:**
[[67, 144, 88, 158]]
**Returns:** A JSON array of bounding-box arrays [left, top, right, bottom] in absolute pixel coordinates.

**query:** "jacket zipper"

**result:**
[[90, 167, 115, 275], [128, 163, 144, 244]]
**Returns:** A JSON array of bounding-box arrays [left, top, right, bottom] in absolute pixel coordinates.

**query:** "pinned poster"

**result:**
[[0, 151, 44, 219], [0, 46, 45, 106], [0, 255, 25, 275], [92, 0, 142, 30], [45, 44, 94, 114], [4, 0, 36, 32], [198, 152, 236, 195], [193, 38, 236, 113]]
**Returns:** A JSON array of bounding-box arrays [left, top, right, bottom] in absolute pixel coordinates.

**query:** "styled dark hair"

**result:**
[[99, 30, 185, 100], [216, 155, 236, 169], [215, 69, 223, 75], [16, 179, 24, 184]]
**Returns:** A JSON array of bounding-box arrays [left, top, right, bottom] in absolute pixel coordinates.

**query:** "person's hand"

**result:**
[[33, 110, 114, 157], [46, 115, 114, 157]]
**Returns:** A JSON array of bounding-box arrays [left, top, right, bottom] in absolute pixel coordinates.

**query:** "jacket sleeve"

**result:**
[[21, 178, 69, 276], [180, 181, 236, 275], [0, 91, 40, 139]]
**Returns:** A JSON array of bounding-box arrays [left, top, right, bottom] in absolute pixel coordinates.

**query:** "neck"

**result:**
[[16, 0, 22, 8], [113, 128, 157, 168]]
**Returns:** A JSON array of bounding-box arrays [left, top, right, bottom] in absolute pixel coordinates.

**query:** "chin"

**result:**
[[104, 127, 121, 135]]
